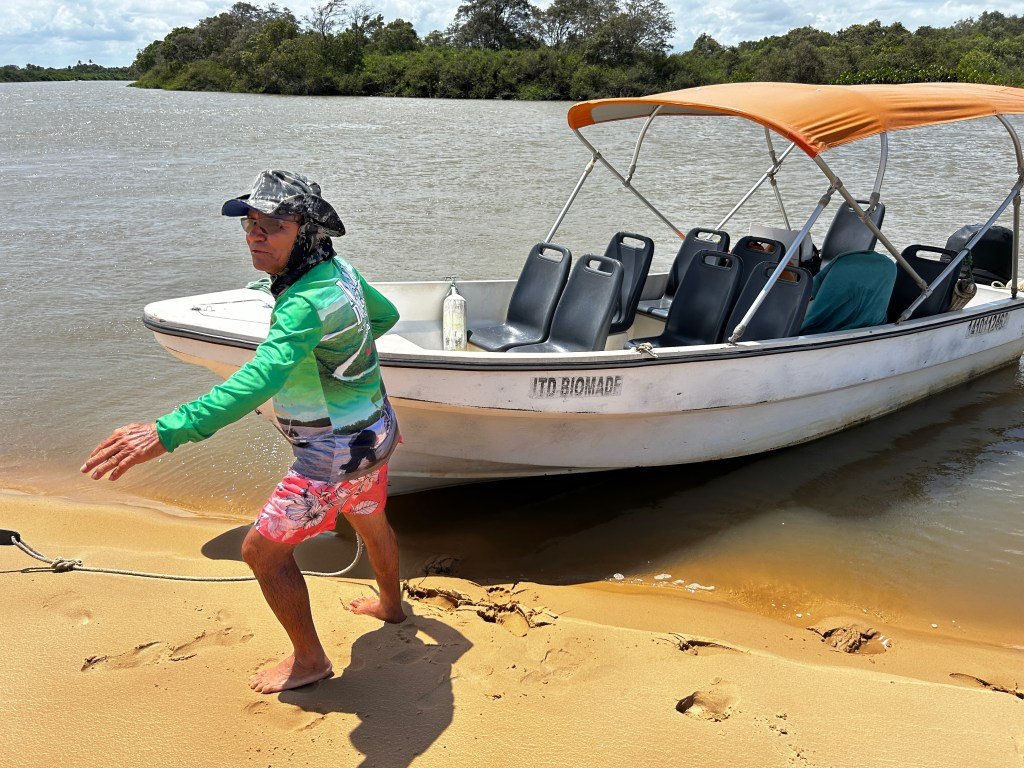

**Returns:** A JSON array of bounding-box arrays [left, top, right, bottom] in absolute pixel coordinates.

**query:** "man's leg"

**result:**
[[241, 528, 334, 694], [344, 509, 406, 623]]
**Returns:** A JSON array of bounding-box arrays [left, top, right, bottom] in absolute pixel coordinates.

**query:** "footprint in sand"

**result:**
[[676, 686, 738, 722], [520, 647, 581, 684], [43, 591, 92, 626], [667, 633, 743, 656], [244, 700, 327, 732], [949, 673, 1024, 700], [169, 628, 254, 661], [82, 641, 164, 671], [83, 628, 254, 670]]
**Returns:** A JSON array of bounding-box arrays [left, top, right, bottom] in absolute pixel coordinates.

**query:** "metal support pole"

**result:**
[[716, 143, 797, 231], [997, 115, 1024, 299], [869, 133, 888, 211], [1014, 192, 1021, 299], [813, 155, 928, 290], [546, 156, 598, 243], [573, 128, 684, 238], [625, 107, 661, 185], [727, 184, 837, 343], [900, 177, 1024, 321], [764, 128, 791, 229]]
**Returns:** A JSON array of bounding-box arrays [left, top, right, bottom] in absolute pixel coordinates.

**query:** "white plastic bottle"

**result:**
[[442, 277, 467, 352]]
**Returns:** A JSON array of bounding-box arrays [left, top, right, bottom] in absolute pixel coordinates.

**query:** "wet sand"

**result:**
[[2, 490, 1022, 768]]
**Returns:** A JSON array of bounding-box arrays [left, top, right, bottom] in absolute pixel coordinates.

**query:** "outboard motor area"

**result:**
[[946, 224, 1015, 285]]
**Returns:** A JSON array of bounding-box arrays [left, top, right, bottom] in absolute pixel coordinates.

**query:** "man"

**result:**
[[82, 170, 405, 694]]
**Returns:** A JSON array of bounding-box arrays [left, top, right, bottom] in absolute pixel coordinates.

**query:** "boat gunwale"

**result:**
[[144, 296, 1024, 372]]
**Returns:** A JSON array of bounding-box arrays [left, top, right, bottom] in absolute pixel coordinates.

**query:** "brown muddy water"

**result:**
[[1, 81, 1022, 646]]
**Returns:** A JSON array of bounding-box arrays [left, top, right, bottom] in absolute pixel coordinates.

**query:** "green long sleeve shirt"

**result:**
[[156, 257, 399, 453]]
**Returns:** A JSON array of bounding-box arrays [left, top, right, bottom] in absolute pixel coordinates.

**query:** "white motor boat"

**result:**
[[144, 83, 1024, 494]]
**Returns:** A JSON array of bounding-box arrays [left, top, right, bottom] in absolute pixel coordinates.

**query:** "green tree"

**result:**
[[584, 0, 675, 66], [541, 0, 615, 48], [448, 0, 541, 50]]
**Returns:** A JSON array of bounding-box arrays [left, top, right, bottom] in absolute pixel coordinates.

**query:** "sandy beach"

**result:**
[[2, 489, 1022, 768]]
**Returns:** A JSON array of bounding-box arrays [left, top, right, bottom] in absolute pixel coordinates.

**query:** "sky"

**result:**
[[0, 0, 1009, 69]]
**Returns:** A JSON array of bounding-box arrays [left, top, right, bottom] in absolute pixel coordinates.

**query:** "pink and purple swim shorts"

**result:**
[[254, 465, 388, 545]]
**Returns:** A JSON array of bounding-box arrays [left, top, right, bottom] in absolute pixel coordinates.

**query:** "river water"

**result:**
[[2, 81, 1023, 645]]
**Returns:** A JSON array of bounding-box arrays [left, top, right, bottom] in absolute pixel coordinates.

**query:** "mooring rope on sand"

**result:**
[[0, 528, 363, 582]]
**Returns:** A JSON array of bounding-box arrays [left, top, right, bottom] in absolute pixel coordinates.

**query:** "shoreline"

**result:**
[[2, 490, 1022, 766], [3, 481, 1021, 651]]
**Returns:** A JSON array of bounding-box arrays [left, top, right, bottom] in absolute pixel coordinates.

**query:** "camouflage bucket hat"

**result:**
[[222, 169, 345, 236]]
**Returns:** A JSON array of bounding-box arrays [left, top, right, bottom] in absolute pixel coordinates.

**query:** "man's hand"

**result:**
[[81, 423, 167, 481]]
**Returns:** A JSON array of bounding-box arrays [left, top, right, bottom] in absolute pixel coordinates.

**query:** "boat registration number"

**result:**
[[529, 375, 623, 399], [967, 312, 1009, 336]]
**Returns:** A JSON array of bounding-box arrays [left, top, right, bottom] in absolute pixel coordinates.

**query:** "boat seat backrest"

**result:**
[[800, 250, 897, 334], [664, 228, 731, 299], [820, 199, 886, 265], [603, 232, 655, 335], [945, 224, 1014, 285], [506, 242, 572, 327], [467, 242, 571, 352], [724, 262, 813, 342], [887, 245, 960, 322], [662, 251, 743, 345], [730, 236, 787, 291], [515, 255, 622, 353]]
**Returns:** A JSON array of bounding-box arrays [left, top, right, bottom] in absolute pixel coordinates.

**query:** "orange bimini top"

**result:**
[[566, 82, 1024, 157]]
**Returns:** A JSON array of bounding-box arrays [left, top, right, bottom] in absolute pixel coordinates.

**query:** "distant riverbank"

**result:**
[[1, 63, 129, 82], [127, 8, 1023, 100]]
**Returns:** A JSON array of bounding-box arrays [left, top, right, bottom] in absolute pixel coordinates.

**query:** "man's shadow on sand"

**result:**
[[280, 613, 470, 768], [201, 530, 471, 767]]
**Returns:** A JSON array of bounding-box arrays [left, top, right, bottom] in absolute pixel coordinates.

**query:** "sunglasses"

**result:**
[[240, 215, 301, 235]]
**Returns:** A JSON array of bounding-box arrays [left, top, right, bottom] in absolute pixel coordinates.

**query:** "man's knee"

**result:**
[[242, 527, 292, 571]]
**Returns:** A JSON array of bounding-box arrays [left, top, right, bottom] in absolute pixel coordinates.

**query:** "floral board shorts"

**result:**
[[254, 465, 388, 545]]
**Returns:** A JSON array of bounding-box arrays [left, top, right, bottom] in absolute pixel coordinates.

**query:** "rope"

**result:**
[[9, 533, 363, 582]]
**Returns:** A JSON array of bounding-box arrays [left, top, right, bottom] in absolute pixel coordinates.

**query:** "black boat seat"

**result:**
[[510, 254, 623, 353], [748, 223, 817, 273], [945, 224, 1014, 285], [724, 261, 813, 342], [604, 232, 654, 334], [627, 250, 742, 348], [467, 242, 570, 352], [820, 199, 886, 267], [637, 227, 730, 319], [730, 236, 787, 291], [887, 245, 961, 321]]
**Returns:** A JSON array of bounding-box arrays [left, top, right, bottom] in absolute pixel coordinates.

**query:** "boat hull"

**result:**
[[147, 285, 1024, 494]]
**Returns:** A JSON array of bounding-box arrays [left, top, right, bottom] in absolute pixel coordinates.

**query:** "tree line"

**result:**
[[1, 61, 130, 82], [11, 4, 1024, 96]]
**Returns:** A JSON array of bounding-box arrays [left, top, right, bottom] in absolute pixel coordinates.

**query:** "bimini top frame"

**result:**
[[553, 82, 1024, 342]]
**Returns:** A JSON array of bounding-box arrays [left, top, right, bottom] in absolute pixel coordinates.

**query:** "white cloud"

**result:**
[[0, 0, 1007, 68]]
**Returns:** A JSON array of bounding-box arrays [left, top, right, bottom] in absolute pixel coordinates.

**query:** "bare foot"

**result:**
[[347, 596, 406, 624], [248, 653, 333, 694]]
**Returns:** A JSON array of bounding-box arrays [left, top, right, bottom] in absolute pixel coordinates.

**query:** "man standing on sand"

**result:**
[[82, 170, 406, 694]]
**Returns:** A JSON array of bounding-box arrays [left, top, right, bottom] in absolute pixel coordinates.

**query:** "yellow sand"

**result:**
[[2, 491, 1022, 768]]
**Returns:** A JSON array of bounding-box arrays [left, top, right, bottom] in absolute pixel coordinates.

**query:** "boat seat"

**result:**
[[946, 224, 1014, 285], [820, 199, 886, 267], [723, 261, 813, 341], [637, 227, 730, 319], [510, 254, 623, 353], [626, 250, 742, 348], [887, 245, 961, 321], [604, 232, 655, 334], [730, 236, 787, 291], [467, 242, 571, 352], [748, 223, 817, 273], [800, 251, 896, 334]]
